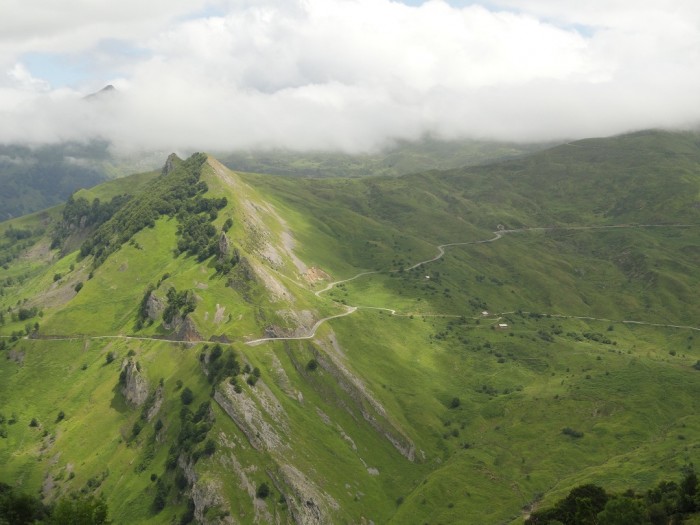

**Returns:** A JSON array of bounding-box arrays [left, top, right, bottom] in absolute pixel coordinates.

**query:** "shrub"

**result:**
[[306, 359, 319, 371], [562, 427, 584, 438], [74, 282, 83, 293], [203, 439, 216, 456], [180, 387, 194, 405], [256, 482, 270, 499], [29, 418, 38, 427], [449, 397, 461, 409]]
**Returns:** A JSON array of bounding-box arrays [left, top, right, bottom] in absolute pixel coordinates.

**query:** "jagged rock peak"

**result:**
[[161, 153, 181, 176]]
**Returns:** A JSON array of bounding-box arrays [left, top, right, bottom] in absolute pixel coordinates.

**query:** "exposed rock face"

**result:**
[[315, 334, 416, 462], [120, 359, 149, 407], [145, 385, 163, 422], [218, 232, 230, 260], [161, 153, 180, 176], [175, 316, 202, 342], [278, 464, 339, 525], [162, 313, 181, 331], [191, 479, 234, 525], [214, 383, 285, 451], [145, 292, 163, 321]]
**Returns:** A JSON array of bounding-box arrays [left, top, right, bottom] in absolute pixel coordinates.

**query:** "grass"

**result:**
[[1, 131, 700, 523]]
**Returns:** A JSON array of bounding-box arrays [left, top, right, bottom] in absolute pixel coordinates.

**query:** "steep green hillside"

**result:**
[[1, 130, 700, 524]]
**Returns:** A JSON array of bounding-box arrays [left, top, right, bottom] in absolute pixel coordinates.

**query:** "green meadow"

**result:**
[[1, 130, 700, 523]]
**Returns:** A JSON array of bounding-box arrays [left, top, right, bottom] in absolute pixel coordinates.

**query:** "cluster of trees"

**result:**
[[49, 153, 232, 275], [66, 153, 210, 267], [155, 390, 216, 517], [51, 193, 131, 250], [214, 248, 240, 276], [16, 306, 40, 321], [0, 483, 108, 524], [174, 193, 228, 262], [162, 287, 196, 325], [526, 465, 700, 524], [175, 214, 218, 261], [3, 227, 33, 241], [201, 344, 241, 386], [135, 284, 156, 330]]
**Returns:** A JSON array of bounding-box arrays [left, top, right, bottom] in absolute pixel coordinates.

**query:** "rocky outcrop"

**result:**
[[214, 383, 286, 451], [145, 385, 163, 422], [161, 153, 180, 176], [218, 232, 231, 260], [191, 479, 234, 525], [120, 359, 149, 407], [164, 314, 202, 342], [145, 293, 164, 322], [175, 316, 202, 342], [315, 335, 416, 462], [276, 464, 339, 525]]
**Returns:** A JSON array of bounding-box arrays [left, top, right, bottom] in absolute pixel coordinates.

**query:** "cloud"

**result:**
[[1, 0, 699, 153]]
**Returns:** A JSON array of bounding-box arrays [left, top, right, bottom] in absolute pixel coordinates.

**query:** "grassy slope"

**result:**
[[216, 137, 551, 179], [1, 130, 700, 524]]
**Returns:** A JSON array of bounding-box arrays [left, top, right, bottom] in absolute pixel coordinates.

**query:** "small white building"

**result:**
[[497, 323, 509, 330], [481, 311, 489, 316]]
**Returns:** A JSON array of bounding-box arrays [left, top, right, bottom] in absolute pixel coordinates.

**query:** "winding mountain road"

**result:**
[[6, 223, 697, 347]]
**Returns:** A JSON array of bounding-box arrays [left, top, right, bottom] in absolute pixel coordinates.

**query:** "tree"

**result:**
[[51, 493, 109, 525], [256, 482, 270, 499], [0, 483, 49, 524], [180, 387, 194, 405], [203, 439, 216, 456], [679, 464, 698, 512], [597, 497, 648, 525]]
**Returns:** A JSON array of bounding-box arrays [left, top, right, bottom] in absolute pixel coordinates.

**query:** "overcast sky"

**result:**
[[1, 0, 699, 153]]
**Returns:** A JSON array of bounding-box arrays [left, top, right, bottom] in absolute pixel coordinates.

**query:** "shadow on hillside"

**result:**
[[110, 382, 129, 414]]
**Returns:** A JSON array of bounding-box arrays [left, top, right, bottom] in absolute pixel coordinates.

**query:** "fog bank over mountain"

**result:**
[[1, 0, 699, 153]]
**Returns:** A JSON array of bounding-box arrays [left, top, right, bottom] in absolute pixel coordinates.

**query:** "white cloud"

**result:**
[[0, 0, 699, 152], [6, 63, 50, 92]]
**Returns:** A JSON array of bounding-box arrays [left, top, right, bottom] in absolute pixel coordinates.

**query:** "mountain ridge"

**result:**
[[1, 130, 699, 524]]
